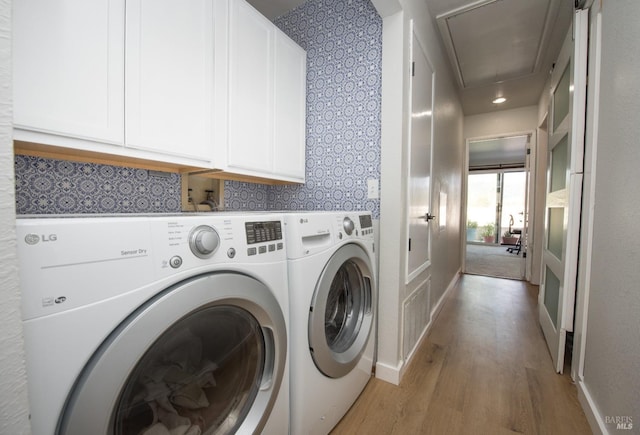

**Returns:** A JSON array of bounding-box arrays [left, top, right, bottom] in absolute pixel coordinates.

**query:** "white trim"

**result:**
[[375, 360, 403, 385], [577, 380, 608, 435], [431, 269, 461, 320], [572, 6, 601, 383]]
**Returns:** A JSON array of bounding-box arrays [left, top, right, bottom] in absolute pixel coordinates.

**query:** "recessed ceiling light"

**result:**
[[492, 97, 507, 104]]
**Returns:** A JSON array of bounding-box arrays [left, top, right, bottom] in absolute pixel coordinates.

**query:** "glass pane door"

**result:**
[[467, 173, 498, 243], [500, 171, 526, 240]]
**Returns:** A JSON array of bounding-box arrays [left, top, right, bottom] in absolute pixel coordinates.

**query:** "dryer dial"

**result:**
[[343, 217, 355, 235], [189, 225, 220, 258]]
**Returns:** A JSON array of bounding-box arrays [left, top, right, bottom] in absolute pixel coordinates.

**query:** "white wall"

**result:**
[[0, 0, 32, 432], [464, 105, 538, 140], [579, 1, 640, 430], [374, 0, 464, 384]]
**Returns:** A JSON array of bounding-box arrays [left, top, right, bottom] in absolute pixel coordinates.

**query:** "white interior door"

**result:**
[[539, 10, 588, 373], [406, 31, 434, 282]]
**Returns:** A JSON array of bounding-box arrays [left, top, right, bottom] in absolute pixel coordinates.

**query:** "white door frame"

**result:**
[[461, 130, 535, 279]]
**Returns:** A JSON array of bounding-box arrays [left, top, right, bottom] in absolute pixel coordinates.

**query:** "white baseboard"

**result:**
[[577, 379, 608, 435], [375, 270, 461, 386], [375, 360, 403, 385], [430, 269, 461, 321]]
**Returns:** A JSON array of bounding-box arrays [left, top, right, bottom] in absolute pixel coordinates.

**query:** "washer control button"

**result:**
[[169, 256, 183, 269], [268, 244, 276, 252], [258, 246, 267, 254], [227, 248, 236, 258], [247, 247, 257, 256]]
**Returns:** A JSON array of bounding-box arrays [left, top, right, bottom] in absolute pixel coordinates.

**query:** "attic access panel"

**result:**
[[437, 0, 551, 89]]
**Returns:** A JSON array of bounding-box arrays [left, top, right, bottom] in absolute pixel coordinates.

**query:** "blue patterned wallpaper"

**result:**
[[225, 0, 383, 218], [14, 0, 382, 217], [15, 155, 181, 214]]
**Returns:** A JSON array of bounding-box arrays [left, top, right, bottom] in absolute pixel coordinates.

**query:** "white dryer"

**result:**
[[16, 213, 289, 435], [283, 211, 377, 435]]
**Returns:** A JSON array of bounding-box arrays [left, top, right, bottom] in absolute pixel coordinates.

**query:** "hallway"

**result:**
[[331, 274, 591, 434]]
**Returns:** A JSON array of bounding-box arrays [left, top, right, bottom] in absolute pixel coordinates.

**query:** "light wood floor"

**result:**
[[331, 274, 592, 434]]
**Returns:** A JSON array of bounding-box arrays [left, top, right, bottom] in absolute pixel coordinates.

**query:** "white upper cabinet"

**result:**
[[227, 0, 274, 174], [125, 0, 218, 163], [226, 1, 306, 183], [13, 0, 306, 182], [13, 0, 125, 144], [274, 31, 307, 180]]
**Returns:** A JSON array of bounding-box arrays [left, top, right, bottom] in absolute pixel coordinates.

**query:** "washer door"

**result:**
[[58, 273, 286, 435], [309, 243, 374, 378]]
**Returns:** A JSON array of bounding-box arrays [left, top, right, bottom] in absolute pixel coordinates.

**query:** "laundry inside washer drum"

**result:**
[[113, 306, 265, 435]]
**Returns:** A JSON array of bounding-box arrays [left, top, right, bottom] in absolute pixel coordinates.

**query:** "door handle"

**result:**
[[423, 213, 436, 221]]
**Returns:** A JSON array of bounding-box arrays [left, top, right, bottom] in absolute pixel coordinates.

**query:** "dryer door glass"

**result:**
[[325, 260, 367, 353], [114, 305, 264, 435], [309, 243, 374, 378]]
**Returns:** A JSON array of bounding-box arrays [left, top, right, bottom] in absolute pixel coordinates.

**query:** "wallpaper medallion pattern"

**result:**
[[225, 0, 383, 218], [15, 155, 181, 214]]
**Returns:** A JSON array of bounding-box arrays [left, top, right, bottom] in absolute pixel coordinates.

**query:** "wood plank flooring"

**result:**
[[331, 274, 591, 434]]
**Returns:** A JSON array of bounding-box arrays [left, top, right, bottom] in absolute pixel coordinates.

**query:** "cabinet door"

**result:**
[[274, 31, 306, 181], [13, 0, 125, 144], [126, 0, 215, 162], [227, 0, 274, 173]]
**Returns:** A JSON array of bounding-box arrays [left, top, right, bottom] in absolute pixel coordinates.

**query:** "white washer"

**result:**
[[283, 211, 377, 435], [16, 213, 289, 435]]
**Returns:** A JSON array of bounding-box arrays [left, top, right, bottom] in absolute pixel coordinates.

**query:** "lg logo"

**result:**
[[24, 234, 57, 245]]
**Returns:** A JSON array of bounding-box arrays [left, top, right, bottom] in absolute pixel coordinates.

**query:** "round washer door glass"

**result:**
[[58, 273, 286, 435], [309, 243, 374, 378], [114, 305, 265, 434]]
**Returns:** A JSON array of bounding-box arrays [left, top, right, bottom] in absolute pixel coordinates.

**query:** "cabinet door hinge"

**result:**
[[408, 238, 412, 251]]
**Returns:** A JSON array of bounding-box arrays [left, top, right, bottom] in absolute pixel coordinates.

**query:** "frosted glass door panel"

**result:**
[[544, 266, 561, 328], [553, 64, 571, 132], [550, 135, 568, 192], [547, 208, 564, 260], [228, 1, 274, 173]]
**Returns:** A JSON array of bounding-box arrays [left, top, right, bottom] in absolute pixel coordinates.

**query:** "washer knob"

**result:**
[[343, 217, 355, 235], [189, 225, 220, 258]]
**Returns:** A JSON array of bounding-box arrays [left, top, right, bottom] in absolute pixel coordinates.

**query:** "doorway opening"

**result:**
[[464, 134, 529, 280]]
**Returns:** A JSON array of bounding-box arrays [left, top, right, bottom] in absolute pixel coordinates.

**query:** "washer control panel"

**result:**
[[245, 221, 284, 257], [15, 214, 287, 319]]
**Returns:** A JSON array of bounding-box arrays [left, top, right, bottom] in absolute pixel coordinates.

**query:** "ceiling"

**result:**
[[247, 0, 573, 115]]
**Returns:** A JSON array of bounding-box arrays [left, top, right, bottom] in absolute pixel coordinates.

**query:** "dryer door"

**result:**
[[58, 273, 286, 435], [308, 243, 374, 378]]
